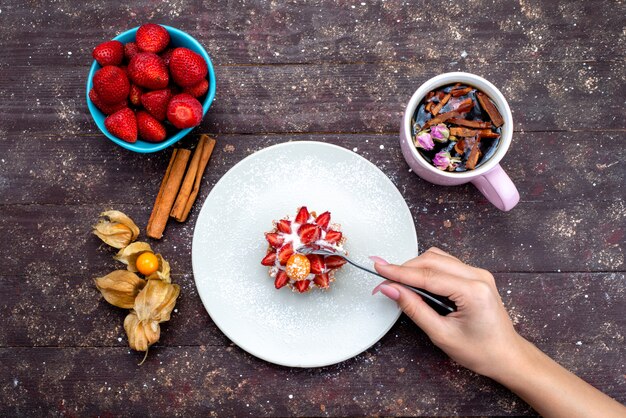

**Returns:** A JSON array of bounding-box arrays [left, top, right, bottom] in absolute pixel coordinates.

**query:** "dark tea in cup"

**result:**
[[410, 83, 504, 172]]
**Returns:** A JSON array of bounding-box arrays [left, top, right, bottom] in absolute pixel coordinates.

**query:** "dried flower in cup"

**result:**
[[433, 151, 462, 172], [95, 270, 146, 309], [414, 131, 434, 150], [93, 210, 140, 249]]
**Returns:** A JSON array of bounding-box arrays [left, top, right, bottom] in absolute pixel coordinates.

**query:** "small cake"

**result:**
[[260, 206, 347, 293]]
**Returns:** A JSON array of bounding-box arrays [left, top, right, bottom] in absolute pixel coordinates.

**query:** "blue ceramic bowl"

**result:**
[[86, 25, 216, 153]]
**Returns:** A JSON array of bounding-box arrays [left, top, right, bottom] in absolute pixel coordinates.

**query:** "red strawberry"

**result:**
[[278, 243, 294, 265], [92, 40, 124, 66], [325, 255, 347, 269], [295, 207, 309, 224], [169, 47, 208, 87], [265, 232, 284, 248], [124, 42, 139, 61], [325, 230, 342, 244], [137, 110, 166, 142], [160, 48, 174, 66], [261, 252, 277, 266], [129, 84, 143, 107], [136, 23, 170, 53], [277, 219, 292, 234], [104, 108, 137, 143], [166, 93, 203, 129], [93, 65, 130, 104], [294, 280, 310, 293], [183, 78, 209, 98], [307, 254, 324, 275], [298, 223, 320, 245], [314, 273, 330, 289], [89, 89, 127, 115], [316, 211, 331, 229], [274, 271, 289, 289], [140, 89, 171, 121], [128, 52, 169, 89]]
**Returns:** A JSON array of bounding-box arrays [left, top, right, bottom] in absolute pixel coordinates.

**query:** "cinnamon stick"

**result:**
[[448, 118, 491, 129], [176, 135, 216, 222], [450, 127, 500, 138], [450, 127, 479, 137], [450, 87, 472, 97], [146, 148, 191, 239], [454, 139, 466, 155], [146, 149, 177, 235], [431, 92, 451, 115], [476, 92, 504, 127], [423, 110, 462, 129], [170, 136, 208, 220], [465, 137, 482, 170]]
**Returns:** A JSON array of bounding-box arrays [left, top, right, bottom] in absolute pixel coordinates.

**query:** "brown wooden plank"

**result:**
[[0, 198, 623, 276], [0, 0, 623, 66], [1, 270, 623, 350], [1, 312, 624, 417], [0, 132, 623, 206], [0, 61, 624, 136]]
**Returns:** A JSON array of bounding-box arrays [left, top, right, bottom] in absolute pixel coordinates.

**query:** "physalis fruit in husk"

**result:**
[[94, 270, 146, 309], [93, 210, 140, 249], [124, 279, 180, 355]]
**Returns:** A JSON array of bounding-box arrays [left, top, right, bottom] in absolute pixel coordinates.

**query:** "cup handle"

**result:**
[[471, 164, 520, 211]]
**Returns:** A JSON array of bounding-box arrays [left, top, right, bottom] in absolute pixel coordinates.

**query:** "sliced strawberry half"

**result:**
[[265, 232, 284, 248], [261, 252, 277, 266], [307, 254, 325, 275], [298, 223, 321, 245], [277, 219, 292, 234], [314, 273, 330, 289], [294, 280, 310, 293], [274, 271, 289, 289], [325, 230, 342, 244], [325, 255, 347, 269], [295, 206, 309, 224], [316, 211, 331, 229], [278, 243, 294, 265]]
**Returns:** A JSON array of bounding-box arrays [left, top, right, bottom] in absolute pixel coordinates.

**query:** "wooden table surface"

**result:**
[[1, 0, 624, 415]]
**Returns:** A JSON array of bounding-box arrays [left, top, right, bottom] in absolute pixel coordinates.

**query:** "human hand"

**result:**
[[371, 247, 525, 379]]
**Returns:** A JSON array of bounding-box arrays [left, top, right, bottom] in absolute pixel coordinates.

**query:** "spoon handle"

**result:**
[[343, 257, 456, 315]]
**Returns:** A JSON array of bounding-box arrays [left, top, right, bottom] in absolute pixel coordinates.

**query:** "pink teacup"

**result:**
[[400, 72, 520, 211]]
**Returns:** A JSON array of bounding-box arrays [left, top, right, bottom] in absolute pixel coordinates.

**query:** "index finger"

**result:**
[[374, 263, 469, 299]]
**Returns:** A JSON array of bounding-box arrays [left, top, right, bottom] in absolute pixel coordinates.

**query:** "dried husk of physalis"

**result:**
[[135, 279, 180, 323], [124, 311, 160, 352], [124, 279, 180, 352], [114, 242, 153, 272], [146, 254, 171, 283], [94, 270, 146, 309], [93, 210, 140, 249]]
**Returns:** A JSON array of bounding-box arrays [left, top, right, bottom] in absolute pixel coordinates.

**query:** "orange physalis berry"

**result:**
[[136, 252, 159, 276], [285, 253, 311, 281]]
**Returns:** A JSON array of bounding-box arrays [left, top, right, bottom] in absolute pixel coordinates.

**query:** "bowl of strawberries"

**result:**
[[86, 24, 216, 153]]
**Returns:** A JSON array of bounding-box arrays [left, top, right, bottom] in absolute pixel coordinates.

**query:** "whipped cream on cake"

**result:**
[[261, 206, 347, 293]]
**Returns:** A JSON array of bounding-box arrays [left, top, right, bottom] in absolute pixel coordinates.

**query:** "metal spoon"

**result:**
[[297, 245, 456, 315]]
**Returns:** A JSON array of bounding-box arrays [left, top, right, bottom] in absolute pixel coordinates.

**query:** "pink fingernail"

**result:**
[[379, 284, 400, 301], [371, 281, 387, 295], [369, 256, 390, 266]]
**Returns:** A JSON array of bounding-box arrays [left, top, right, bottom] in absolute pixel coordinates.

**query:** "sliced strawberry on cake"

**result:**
[[260, 206, 347, 293]]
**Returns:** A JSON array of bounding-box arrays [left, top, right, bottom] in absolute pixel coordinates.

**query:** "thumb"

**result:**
[[378, 283, 446, 337]]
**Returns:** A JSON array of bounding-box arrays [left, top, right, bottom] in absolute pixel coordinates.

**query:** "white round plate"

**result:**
[[192, 141, 417, 368]]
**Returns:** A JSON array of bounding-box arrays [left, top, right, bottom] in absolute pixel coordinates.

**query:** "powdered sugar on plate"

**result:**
[[192, 141, 417, 367]]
